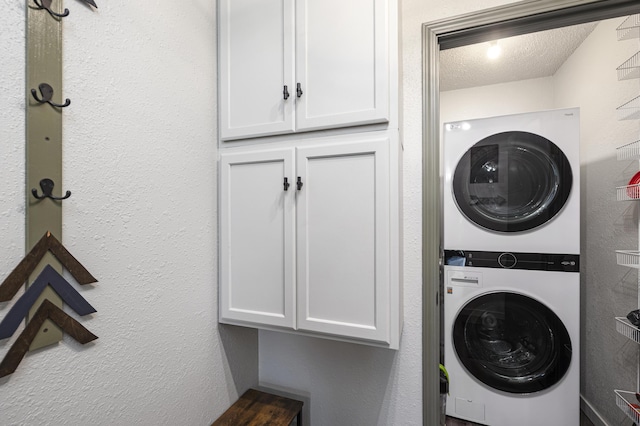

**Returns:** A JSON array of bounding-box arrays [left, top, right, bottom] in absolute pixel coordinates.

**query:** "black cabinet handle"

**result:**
[[296, 177, 303, 190], [296, 83, 303, 98], [284, 177, 290, 191], [283, 85, 290, 100]]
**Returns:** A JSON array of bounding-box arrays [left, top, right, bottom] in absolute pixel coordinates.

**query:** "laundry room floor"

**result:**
[[445, 412, 595, 426]]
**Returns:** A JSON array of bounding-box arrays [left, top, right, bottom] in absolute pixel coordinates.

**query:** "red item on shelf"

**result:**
[[627, 171, 640, 199]]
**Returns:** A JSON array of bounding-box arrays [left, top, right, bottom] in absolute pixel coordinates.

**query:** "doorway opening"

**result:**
[[423, 1, 640, 425]]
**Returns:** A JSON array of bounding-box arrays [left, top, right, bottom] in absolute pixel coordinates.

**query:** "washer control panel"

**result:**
[[444, 250, 579, 272], [497, 252, 517, 269]]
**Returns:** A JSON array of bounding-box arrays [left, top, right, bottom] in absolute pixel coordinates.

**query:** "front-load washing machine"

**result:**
[[444, 252, 579, 426], [443, 108, 580, 254]]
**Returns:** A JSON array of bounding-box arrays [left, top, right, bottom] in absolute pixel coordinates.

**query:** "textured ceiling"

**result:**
[[439, 22, 599, 91]]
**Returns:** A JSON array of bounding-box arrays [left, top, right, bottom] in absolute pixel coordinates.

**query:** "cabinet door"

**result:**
[[296, 137, 391, 343], [219, 0, 295, 140], [220, 149, 296, 328], [295, 0, 389, 132]]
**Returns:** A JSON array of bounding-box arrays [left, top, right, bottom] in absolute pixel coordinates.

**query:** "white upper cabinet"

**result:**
[[219, 0, 390, 141], [219, 0, 295, 140], [294, 0, 389, 131]]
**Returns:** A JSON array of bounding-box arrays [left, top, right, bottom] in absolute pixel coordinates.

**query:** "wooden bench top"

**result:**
[[212, 388, 304, 426]]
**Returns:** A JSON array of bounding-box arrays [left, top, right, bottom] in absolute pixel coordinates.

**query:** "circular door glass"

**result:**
[[452, 131, 573, 232], [452, 292, 572, 394]]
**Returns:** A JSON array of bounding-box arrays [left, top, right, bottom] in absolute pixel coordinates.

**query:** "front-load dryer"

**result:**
[[443, 252, 579, 426], [443, 108, 580, 254]]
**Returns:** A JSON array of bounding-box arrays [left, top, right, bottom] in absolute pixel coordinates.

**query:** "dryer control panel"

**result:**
[[444, 250, 579, 272]]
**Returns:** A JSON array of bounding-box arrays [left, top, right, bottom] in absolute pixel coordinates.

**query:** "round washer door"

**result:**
[[452, 131, 573, 233], [452, 292, 572, 394]]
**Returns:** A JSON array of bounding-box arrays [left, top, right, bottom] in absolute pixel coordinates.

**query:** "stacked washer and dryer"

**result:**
[[443, 108, 580, 426]]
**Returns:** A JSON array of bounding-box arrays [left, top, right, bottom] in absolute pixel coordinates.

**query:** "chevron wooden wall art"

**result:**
[[0, 299, 98, 378], [0, 231, 97, 302], [0, 231, 98, 377], [0, 264, 96, 340]]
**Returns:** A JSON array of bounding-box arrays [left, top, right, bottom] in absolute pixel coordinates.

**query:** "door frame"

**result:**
[[421, 0, 640, 424]]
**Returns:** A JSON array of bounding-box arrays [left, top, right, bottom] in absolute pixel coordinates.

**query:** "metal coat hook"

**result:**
[[32, 178, 71, 201], [31, 83, 71, 108], [32, 0, 70, 19]]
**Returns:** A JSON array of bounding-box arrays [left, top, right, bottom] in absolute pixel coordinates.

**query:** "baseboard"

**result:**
[[581, 394, 609, 426]]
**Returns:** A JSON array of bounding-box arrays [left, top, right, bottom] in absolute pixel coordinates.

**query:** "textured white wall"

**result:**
[[0, 2, 258, 425], [9, 1, 617, 425], [440, 77, 555, 123], [257, 1, 521, 425], [0, 1, 26, 295]]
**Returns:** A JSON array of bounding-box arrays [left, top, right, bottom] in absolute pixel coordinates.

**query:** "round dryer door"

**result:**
[[452, 292, 572, 394], [452, 131, 573, 233]]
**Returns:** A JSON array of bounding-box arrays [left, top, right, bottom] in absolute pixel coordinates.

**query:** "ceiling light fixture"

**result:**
[[487, 41, 502, 59]]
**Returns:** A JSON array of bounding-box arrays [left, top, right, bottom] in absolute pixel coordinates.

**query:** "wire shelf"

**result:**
[[617, 95, 640, 121], [616, 250, 640, 268], [618, 52, 640, 81], [617, 14, 640, 41], [617, 140, 640, 161], [617, 184, 640, 201], [615, 390, 640, 424], [616, 317, 640, 343]]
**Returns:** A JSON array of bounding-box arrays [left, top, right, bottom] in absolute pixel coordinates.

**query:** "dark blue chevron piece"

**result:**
[[0, 265, 96, 340]]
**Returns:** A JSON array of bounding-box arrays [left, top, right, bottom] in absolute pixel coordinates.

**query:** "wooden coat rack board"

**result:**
[[0, 0, 98, 379]]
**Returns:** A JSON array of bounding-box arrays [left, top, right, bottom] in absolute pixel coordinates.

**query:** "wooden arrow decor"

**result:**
[[0, 231, 96, 302], [0, 265, 96, 340], [0, 299, 98, 378], [79, 0, 98, 8], [0, 231, 99, 378]]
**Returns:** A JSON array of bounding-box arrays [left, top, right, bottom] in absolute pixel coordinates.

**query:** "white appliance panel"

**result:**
[[444, 265, 579, 426], [443, 108, 580, 254]]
